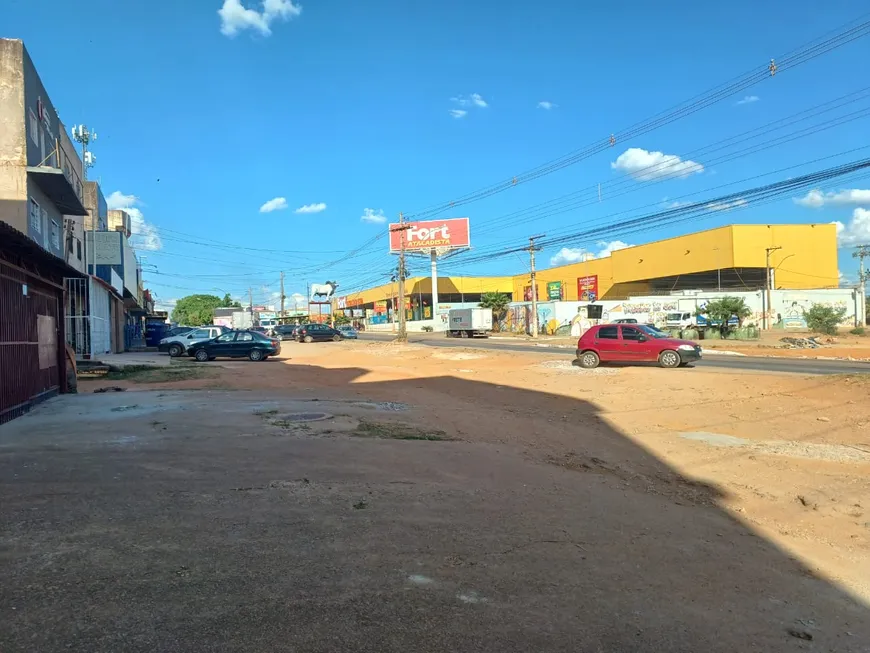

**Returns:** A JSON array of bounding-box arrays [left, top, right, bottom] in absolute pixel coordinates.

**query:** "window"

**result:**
[[29, 199, 41, 232], [621, 326, 642, 341], [215, 333, 235, 343], [189, 329, 211, 339], [237, 332, 253, 342], [50, 220, 60, 249], [29, 110, 39, 145], [597, 326, 619, 340]]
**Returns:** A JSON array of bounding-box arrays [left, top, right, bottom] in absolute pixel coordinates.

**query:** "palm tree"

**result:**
[[479, 292, 511, 332]]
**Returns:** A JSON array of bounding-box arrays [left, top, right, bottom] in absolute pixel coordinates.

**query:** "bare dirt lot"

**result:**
[[2, 341, 869, 652]]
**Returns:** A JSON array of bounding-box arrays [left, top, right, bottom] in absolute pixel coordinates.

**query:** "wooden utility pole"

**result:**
[[764, 246, 781, 330], [392, 213, 411, 342], [528, 234, 545, 338], [279, 271, 285, 318]]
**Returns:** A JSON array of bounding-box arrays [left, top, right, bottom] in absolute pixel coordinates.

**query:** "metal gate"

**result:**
[[64, 277, 110, 357], [1, 260, 61, 423]]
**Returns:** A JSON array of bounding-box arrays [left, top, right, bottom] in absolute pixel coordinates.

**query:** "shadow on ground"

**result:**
[[0, 363, 867, 652]]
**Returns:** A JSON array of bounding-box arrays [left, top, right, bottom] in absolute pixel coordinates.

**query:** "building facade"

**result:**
[[340, 223, 843, 332], [0, 39, 88, 256]]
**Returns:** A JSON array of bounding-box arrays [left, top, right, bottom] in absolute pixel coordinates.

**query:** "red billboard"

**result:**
[[577, 275, 598, 301], [389, 218, 470, 253]]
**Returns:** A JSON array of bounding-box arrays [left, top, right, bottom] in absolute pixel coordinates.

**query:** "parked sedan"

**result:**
[[272, 324, 300, 341], [575, 324, 701, 369], [188, 330, 280, 362], [296, 324, 344, 343], [337, 325, 359, 339], [159, 325, 228, 357]]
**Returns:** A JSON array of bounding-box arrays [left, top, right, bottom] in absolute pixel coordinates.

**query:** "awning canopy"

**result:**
[[26, 166, 87, 216]]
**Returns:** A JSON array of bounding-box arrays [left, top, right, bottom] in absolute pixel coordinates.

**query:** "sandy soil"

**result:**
[[82, 341, 870, 605]]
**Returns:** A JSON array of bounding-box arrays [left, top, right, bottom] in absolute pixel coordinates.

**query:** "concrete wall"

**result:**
[[499, 288, 862, 334], [0, 39, 27, 232]]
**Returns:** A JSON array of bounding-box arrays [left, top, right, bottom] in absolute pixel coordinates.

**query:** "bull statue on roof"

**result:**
[[310, 281, 339, 303]]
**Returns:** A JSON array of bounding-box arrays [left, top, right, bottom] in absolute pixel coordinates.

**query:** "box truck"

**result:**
[[446, 308, 492, 338]]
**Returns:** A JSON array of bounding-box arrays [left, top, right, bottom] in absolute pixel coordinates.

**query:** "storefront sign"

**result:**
[[523, 285, 540, 302], [547, 281, 563, 300], [374, 300, 387, 313], [577, 275, 598, 302], [388, 217, 470, 252]]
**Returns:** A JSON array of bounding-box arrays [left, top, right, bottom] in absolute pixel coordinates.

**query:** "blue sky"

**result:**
[[5, 0, 870, 309]]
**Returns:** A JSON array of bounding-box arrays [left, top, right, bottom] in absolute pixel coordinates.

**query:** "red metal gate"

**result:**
[[0, 260, 62, 424]]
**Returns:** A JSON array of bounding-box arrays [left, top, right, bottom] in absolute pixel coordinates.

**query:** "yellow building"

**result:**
[[337, 223, 839, 320], [511, 223, 838, 302]]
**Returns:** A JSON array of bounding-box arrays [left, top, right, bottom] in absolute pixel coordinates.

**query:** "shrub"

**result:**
[[850, 326, 865, 336], [695, 296, 751, 337], [803, 304, 847, 335], [421, 325, 434, 332]]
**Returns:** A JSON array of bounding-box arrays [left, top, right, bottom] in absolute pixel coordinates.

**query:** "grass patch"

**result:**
[[353, 419, 454, 441], [95, 364, 218, 384]]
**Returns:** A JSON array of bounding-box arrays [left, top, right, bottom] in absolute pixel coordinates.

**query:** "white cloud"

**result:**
[[294, 202, 326, 214], [611, 147, 704, 182], [361, 208, 387, 224], [537, 101, 557, 110], [218, 0, 301, 37], [105, 190, 162, 251], [736, 95, 760, 105], [705, 198, 748, 212], [548, 240, 633, 267], [259, 197, 288, 213], [835, 208, 870, 246], [794, 188, 870, 208], [549, 247, 587, 266], [594, 240, 632, 258], [449, 94, 486, 116]]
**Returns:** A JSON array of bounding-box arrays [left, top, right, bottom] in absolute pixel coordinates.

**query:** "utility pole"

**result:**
[[528, 234, 545, 338], [853, 245, 870, 326], [764, 246, 781, 330], [279, 271, 285, 318], [248, 287, 253, 326], [71, 125, 96, 274], [392, 212, 411, 342]]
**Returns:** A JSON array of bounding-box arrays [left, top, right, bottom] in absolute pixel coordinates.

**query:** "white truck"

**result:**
[[446, 308, 492, 338]]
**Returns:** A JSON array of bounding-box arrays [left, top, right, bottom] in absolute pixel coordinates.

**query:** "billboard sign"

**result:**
[[547, 281, 563, 300], [577, 275, 598, 302], [388, 217, 470, 253]]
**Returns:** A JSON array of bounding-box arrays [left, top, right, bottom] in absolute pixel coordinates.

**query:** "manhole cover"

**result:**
[[284, 412, 332, 423]]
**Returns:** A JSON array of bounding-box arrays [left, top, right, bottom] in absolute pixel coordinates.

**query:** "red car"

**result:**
[[576, 324, 702, 369]]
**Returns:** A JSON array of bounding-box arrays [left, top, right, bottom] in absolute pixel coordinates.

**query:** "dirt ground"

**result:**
[[2, 341, 869, 651]]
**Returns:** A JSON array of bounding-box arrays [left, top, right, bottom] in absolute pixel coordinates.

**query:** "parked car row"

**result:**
[[157, 323, 359, 363]]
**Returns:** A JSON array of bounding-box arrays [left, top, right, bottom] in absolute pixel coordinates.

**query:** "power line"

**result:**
[[402, 16, 870, 221]]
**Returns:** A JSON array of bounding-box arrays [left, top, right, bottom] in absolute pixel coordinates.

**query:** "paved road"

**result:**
[[359, 332, 870, 375]]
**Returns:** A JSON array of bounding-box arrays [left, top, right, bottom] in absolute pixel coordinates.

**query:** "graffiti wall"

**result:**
[[499, 288, 860, 334]]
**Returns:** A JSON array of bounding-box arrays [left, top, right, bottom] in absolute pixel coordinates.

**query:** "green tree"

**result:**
[[803, 303, 847, 335], [171, 294, 224, 326], [220, 293, 241, 308], [695, 296, 751, 336], [479, 292, 511, 332]]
